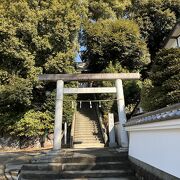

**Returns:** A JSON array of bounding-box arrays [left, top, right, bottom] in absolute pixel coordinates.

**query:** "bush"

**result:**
[[11, 110, 53, 137]]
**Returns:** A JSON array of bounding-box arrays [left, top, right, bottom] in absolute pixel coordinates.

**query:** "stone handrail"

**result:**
[[70, 113, 76, 148], [61, 130, 64, 141], [95, 105, 108, 145]]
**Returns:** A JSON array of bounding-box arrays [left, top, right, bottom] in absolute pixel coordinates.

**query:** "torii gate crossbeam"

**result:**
[[39, 73, 140, 151]]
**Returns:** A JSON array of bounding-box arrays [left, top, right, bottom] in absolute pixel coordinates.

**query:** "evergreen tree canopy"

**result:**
[[141, 48, 180, 111]]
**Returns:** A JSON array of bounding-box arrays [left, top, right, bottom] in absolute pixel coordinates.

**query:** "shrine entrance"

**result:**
[[39, 73, 140, 150]]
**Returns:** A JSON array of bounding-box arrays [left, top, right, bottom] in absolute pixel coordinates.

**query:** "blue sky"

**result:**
[[75, 53, 82, 62], [75, 46, 86, 62]]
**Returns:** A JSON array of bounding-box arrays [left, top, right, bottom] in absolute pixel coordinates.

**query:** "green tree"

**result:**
[[141, 48, 180, 111], [88, 0, 131, 20], [95, 62, 141, 117], [86, 0, 179, 57], [130, 0, 179, 56], [0, 0, 83, 140], [83, 19, 150, 72]]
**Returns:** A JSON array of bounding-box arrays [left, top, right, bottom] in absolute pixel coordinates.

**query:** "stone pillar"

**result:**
[[115, 79, 128, 147], [64, 122, 67, 145], [108, 113, 117, 147], [53, 80, 64, 150]]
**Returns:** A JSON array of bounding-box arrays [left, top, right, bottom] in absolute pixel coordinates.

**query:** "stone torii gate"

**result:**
[[39, 73, 140, 151]]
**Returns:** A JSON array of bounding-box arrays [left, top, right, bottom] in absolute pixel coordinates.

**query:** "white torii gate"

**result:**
[[39, 73, 140, 151]]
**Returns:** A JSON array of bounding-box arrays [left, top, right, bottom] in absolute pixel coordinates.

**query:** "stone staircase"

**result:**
[[19, 148, 137, 180], [73, 103, 104, 148]]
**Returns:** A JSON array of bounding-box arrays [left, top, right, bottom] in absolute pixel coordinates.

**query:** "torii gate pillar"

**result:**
[[53, 80, 64, 150], [39, 73, 140, 150], [116, 79, 128, 147]]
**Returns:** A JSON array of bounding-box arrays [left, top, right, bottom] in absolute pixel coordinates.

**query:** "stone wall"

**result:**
[[0, 134, 53, 150]]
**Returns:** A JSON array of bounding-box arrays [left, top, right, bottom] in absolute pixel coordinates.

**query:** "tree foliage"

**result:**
[[141, 48, 180, 111], [87, 0, 179, 56], [83, 19, 150, 72], [83, 0, 179, 114], [130, 0, 179, 55], [88, 0, 132, 20], [95, 62, 141, 116], [11, 110, 53, 137], [0, 0, 82, 139]]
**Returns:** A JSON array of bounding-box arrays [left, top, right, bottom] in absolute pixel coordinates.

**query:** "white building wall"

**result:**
[[126, 118, 180, 178], [171, 39, 178, 48]]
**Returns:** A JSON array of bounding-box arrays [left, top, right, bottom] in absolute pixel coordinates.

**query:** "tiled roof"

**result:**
[[125, 103, 180, 127], [163, 21, 180, 48]]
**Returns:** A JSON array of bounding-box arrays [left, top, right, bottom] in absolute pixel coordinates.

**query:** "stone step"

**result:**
[[74, 129, 98, 132], [74, 137, 102, 140], [74, 126, 98, 128], [74, 134, 101, 140], [76, 119, 97, 121], [75, 126, 97, 128], [74, 130, 99, 133], [75, 125, 99, 128], [18, 148, 136, 180], [6, 169, 19, 180], [5, 164, 23, 173], [31, 155, 128, 164], [75, 121, 97, 122], [73, 144, 105, 148], [5, 173, 19, 180], [22, 162, 130, 171], [74, 130, 99, 132], [4, 164, 23, 180], [75, 126, 98, 128], [74, 134, 101, 137], [75, 124, 97, 126], [74, 107, 103, 148], [74, 140, 103, 144], [75, 122, 98, 124], [75, 131, 100, 133], [74, 133, 99, 136], [74, 135, 101, 138], [74, 137, 101, 140], [75, 120, 97, 122], [74, 135, 100, 138], [74, 138, 102, 141], [10, 170, 19, 176], [21, 177, 137, 180], [47, 177, 137, 180], [75, 121, 97, 123], [20, 169, 134, 179]]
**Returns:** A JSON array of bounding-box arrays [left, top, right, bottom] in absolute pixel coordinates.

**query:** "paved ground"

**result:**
[[0, 148, 50, 179]]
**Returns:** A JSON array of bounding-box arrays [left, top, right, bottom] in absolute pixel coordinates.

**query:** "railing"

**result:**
[[70, 113, 76, 148], [114, 122, 121, 146], [95, 105, 108, 145], [61, 130, 64, 142]]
